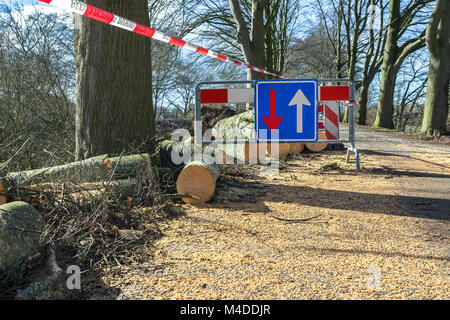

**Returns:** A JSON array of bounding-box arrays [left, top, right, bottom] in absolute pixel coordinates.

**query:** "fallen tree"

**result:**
[[0, 154, 171, 204]]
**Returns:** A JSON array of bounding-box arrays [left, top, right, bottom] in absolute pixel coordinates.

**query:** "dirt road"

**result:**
[[92, 126, 450, 299]]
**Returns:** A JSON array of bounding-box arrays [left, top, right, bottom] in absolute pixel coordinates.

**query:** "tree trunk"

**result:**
[[229, 0, 267, 80], [374, 62, 398, 129], [373, 0, 401, 129], [75, 0, 155, 160], [0, 201, 45, 272], [1, 154, 168, 198], [374, 0, 427, 129], [421, 0, 450, 136], [357, 80, 369, 125]]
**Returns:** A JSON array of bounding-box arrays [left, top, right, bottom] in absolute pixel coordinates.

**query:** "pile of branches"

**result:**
[[0, 152, 179, 299]]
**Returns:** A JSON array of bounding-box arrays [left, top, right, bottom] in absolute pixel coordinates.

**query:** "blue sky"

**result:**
[[0, 0, 42, 12]]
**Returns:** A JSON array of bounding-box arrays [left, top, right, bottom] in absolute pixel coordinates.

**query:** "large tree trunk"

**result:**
[[75, 0, 155, 160], [421, 0, 450, 136], [373, 0, 401, 129]]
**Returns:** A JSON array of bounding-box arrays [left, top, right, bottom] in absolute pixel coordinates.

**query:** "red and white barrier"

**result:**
[[200, 86, 351, 105], [200, 88, 254, 104], [38, 0, 284, 79], [318, 101, 339, 140], [200, 87, 346, 140]]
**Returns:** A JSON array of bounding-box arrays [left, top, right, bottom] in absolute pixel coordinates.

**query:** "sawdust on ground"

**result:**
[[91, 148, 449, 300]]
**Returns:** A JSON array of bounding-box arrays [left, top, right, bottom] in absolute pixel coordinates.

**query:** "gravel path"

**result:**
[[93, 127, 449, 300]]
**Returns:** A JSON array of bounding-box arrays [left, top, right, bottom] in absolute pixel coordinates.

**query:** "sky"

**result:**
[[0, 0, 64, 15]]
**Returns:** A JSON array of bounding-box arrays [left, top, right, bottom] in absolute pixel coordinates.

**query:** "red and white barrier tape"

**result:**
[[38, 0, 285, 79]]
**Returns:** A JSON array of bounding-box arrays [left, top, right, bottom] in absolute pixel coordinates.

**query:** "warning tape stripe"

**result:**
[[38, 0, 285, 79]]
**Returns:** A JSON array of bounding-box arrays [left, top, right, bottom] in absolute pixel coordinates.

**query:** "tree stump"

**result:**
[[0, 201, 45, 272]]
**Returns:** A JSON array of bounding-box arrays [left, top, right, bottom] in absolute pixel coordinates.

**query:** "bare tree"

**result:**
[[358, 0, 387, 125], [373, 0, 432, 129], [420, 0, 450, 135], [0, 6, 75, 170]]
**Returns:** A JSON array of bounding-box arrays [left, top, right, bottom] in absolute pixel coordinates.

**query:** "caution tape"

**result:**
[[38, 0, 285, 79]]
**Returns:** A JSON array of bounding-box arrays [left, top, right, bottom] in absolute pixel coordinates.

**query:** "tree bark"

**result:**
[[1, 154, 168, 198], [421, 0, 450, 136], [75, 0, 155, 160], [0, 201, 45, 272], [229, 0, 267, 80], [357, 79, 369, 125]]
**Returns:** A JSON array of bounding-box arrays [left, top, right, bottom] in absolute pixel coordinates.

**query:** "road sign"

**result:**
[[255, 79, 318, 142]]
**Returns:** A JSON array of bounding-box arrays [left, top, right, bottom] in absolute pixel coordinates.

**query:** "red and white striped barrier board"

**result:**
[[200, 86, 351, 104], [200, 88, 254, 104], [320, 101, 340, 140], [38, 0, 284, 79]]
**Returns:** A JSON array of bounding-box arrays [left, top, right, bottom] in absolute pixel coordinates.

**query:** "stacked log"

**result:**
[[289, 143, 305, 155], [305, 131, 328, 152], [266, 143, 292, 159], [212, 110, 330, 160]]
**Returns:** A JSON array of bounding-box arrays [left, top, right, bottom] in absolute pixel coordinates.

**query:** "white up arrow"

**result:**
[[288, 89, 311, 133]]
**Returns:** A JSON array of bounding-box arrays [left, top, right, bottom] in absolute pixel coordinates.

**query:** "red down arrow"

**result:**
[[262, 89, 284, 132]]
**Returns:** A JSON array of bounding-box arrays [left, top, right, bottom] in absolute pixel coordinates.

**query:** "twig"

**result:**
[[0, 138, 31, 172], [269, 213, 324, 223]]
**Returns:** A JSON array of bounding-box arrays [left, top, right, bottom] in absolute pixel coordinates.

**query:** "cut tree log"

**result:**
[[289, 143, 305, 155], [159, 139, 227, 168], [305, 131, 328, 152], [0, 201, 45, 272], [176, 161, 220, 204], [0, 154, 171, 203], [267, 143, 291, 159]]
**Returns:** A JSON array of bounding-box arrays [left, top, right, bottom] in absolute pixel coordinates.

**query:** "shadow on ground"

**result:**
[[216, 177, 449, 221]]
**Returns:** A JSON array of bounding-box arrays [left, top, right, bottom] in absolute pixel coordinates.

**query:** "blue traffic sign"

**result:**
[[255, 79, 318, 142]]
